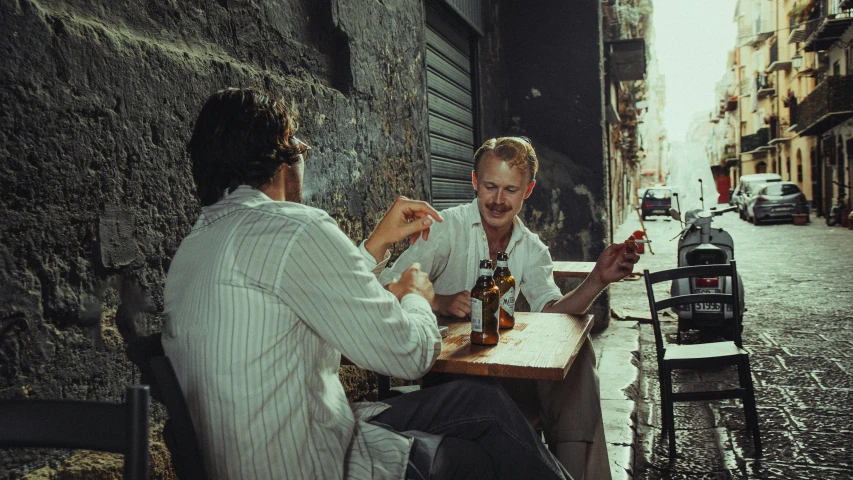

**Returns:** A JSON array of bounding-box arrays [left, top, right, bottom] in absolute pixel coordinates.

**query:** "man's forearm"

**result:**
[[542, 274, 608, 315]]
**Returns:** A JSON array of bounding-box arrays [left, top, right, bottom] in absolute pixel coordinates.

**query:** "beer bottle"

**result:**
[[494, 251, 516, 329], [470, 259, 500, 346]]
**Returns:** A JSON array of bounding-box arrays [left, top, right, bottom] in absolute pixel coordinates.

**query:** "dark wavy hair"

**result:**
[[188, 87, 307, 206]]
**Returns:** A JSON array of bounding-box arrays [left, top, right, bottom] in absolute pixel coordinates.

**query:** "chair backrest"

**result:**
[[643, 261, 742, 361], [0, 385, 150, 480], [149, 356, 208, 480]]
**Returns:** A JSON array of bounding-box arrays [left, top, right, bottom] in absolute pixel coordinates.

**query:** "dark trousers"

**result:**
[[370, 377, 571, 480]]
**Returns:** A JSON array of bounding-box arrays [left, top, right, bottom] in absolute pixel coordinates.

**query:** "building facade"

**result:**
[[719, 0, 852, 216]]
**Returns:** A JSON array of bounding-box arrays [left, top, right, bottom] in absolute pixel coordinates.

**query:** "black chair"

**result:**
[[149, 356, 208, 480], [0, 385, 150, 480], [643, 261, 761, 458]]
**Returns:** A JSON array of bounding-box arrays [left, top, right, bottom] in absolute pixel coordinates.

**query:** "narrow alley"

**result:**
[[610, 210, 853, 479]]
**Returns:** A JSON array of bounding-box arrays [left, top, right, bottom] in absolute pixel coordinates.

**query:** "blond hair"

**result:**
[[473, 137, 539, 182]]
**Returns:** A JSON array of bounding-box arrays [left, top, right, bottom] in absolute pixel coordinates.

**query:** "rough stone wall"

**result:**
[[0, 0, 429, 476]]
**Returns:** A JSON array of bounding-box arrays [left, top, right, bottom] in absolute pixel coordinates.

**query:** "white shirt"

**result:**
[[379, 199, 563, 312], [162, 186, 442, 480]]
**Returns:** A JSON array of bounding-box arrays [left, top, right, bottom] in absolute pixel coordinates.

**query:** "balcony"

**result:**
[[726, 97, 739, 112], [741, 128, 771, 154], [765, 38, 793, 73], [606, 39, 646, 81], [795, 75, 853, 136], [757, 73, 775, 97], [803, 11, 853, 52]]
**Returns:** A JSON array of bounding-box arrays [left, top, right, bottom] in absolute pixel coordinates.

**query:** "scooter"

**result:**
[[670, 180, 745, 342]]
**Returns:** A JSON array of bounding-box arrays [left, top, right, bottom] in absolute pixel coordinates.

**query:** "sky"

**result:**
[[652, 0, 739, 142]]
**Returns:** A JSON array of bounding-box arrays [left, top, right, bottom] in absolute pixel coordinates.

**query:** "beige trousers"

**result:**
[[499, 338, 611, 480]]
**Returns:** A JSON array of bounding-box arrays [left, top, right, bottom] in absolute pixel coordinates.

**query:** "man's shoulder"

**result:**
[[252, 201, 330, 226]]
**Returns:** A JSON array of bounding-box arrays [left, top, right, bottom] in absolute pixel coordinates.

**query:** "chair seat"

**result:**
[[664, 341, 746, 361]]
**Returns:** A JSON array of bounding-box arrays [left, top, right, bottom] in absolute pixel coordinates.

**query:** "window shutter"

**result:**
[[426, 4, 478, 211]]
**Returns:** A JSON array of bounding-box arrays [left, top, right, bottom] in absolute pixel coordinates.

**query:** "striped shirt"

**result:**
[[379, 199, 564, 312], [162, 186, 442, 480]]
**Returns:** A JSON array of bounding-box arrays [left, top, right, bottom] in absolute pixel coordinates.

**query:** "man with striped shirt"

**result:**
[[162, 88, 570, 479], [380, 137, 641, 480]]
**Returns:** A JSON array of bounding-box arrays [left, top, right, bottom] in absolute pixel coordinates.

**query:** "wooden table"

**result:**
[[552, 261, 597, 278], [432, 312, 594, 381]]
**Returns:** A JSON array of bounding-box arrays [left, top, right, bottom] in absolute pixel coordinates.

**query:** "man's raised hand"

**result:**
[[365, 196, 443, 263], [589, 236, 641, 286]]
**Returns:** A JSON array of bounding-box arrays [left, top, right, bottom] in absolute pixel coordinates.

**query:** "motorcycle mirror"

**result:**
[[669, 208, 681, 221]]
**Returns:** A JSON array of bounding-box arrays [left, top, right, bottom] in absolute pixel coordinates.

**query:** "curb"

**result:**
[[592, 319, 642, 480]]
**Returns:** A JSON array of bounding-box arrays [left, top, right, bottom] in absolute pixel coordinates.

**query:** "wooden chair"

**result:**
[[149, 356, 209, 480], [0, 385, 150, 480], [643, 261, 761, 458]]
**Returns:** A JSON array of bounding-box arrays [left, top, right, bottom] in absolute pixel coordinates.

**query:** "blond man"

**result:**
[[380, 137, 639, 479]]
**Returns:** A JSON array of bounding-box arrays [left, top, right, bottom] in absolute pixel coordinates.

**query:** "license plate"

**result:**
[[695, 288, 721, 312], [773, 207, 793, 213]]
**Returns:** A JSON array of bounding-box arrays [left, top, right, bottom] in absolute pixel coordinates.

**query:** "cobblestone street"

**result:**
[[610, 208, 853, 479]]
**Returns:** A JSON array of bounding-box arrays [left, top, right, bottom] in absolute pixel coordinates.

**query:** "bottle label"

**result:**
[[500, 287, 515, 316], [479, 268, 492, 277], [497, 259, 508, 268], [471, 298, 483, 332]]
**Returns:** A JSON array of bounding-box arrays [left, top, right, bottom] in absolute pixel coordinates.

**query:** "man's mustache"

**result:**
[[486, 203, 512, 212]]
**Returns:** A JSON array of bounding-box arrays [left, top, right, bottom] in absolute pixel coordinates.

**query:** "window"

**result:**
[[796, 149, 803, 182], [644, 188, 671, 199], [765, 183, 801, 196], [426, 2, 481, 211]]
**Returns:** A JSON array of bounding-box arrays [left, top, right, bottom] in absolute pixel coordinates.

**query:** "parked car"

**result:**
[[731, 173, 782, 220], [745, 181, 809, 225], [640, 187, 672, 220]]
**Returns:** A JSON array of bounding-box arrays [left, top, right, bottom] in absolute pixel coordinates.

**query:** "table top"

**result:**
[[552, 261, 597, 278], [432, 312, 594, 381]]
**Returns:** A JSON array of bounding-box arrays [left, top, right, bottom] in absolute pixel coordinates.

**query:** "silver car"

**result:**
[[746, 181, 810, 225], [732, 173, 782, 220]]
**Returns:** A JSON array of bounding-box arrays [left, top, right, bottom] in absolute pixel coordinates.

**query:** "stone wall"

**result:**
[[1, 0, 612, 476], [0, 0, 430, 476]]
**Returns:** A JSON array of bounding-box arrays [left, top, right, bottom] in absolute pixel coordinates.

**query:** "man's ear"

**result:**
[[523, 180, 536, 199], [471, 170, 478, 191]]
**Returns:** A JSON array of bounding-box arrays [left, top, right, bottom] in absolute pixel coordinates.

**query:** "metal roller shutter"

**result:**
[[426, 3, 478, 210]]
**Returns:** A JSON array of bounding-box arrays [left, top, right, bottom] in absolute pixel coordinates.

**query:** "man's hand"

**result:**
[[387, 263, 435, 305], [432, 291, 471, 318], [589, 236, 641, 287], [365, 196, 443, 263]]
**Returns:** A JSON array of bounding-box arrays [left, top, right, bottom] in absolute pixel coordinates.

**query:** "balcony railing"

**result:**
[[741, 128, 770, 153], [803, 1, 853, 52], [757, 73, 774, 96], [795, 75, 853, 136]]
